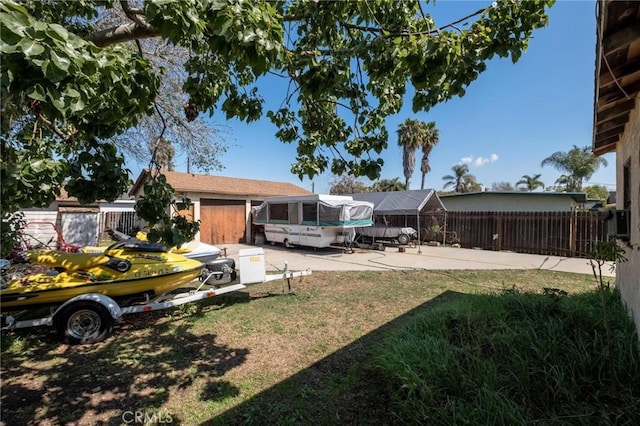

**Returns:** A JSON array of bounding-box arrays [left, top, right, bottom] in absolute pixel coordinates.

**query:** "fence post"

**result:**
[[569, 210, 577, 256], [442, 212, 447, 245], [496, 213, 502, 251]]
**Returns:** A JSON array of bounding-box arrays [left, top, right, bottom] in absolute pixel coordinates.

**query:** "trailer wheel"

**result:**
[[54, 301, 114, 344], [397, 233, 411, 245]]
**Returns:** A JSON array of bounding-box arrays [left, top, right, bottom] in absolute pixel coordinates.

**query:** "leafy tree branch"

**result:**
[[1, 0, 555, 247]]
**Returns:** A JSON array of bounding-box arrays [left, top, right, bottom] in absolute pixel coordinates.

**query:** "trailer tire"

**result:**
[[54, 301, 114, 345], [397, 233, 411, 246]]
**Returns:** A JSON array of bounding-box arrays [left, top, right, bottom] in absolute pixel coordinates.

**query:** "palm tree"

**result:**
[[551, 174, 573, 192], [516, 173, 545, 192], [397, 118, 429, 189], [442, 164, 478, 193], [541, 145, 607, 191], [419, 121, 439, 190]]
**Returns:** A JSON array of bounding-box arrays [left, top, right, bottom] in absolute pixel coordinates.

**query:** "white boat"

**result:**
[[356, 225, 418, 245], [171, 240, 222, 264], [252, 194, 374, 248]]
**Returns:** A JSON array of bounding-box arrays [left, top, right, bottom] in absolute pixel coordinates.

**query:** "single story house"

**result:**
[[438, 191, 593, 213], [129, 170, 312, 245], [592, 1, 640, 334]]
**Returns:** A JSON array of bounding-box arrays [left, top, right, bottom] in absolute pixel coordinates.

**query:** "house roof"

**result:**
[[350, 189, 447, 215], [129, 170, 313, 198], [438, 191, 589, 204], [593, 0, 640, 155]]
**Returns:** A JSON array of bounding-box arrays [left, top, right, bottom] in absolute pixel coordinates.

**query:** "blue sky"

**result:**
[[161, 0, 615, 194]]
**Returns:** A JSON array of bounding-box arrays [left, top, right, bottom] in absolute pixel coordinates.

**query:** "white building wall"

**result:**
[[616, 96, 640, 338], [99, 200, 135, 213], [60, 211, 98, 247], [21, 206, 58, 221], [19, 207, 60, 248]]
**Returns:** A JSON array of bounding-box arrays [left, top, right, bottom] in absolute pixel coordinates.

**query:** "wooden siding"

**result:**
[[200, 199, 246, 244]]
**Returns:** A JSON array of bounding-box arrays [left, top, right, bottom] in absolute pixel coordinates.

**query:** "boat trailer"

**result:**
[[1, 248, 311, 344]]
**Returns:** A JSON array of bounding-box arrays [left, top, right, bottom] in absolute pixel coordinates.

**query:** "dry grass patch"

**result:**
[[1, 269, 598, 425]]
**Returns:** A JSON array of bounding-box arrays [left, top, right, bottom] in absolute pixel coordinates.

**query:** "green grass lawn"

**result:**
[[1, 269, 639, 425]]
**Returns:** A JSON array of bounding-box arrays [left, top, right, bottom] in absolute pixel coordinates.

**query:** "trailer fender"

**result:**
[[53, 293, 123, 321]]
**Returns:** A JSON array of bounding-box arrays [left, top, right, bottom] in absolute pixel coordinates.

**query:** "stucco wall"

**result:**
[[440, 193, 579, 212], [616, 96, 640, 338]]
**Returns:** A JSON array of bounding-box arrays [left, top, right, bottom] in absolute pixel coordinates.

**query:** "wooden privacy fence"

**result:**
[[381, 210, 609, 258], [443, 211, 610, 258], [98, 211, 138, 240]]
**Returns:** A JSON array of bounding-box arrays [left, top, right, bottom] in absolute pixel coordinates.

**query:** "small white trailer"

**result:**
[[252, 194, 374, 249], [1, 248, 311, 344]]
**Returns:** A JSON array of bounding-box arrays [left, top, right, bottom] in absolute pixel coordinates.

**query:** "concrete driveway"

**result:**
[[221, 243, 615, 277]]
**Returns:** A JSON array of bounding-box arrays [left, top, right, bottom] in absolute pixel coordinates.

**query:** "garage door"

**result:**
[[200, 199, 246, 244]]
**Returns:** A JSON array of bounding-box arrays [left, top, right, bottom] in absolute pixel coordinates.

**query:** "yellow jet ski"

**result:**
[[1, 239, 204, 311], [84, 229, 235, 284]]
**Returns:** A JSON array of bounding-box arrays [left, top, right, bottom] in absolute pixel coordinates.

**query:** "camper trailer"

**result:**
[[252, 194, 374, 248]]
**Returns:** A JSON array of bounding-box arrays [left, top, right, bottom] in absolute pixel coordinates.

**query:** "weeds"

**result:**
[[589, 240, 629, 394], [374, 288, 640, 424]]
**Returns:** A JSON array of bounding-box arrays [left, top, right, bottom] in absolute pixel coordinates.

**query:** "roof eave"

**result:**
[[592, 0, 640, 156]]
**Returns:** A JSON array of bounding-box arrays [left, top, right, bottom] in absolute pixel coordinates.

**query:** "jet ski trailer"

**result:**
[[1, 248, 311, 344]]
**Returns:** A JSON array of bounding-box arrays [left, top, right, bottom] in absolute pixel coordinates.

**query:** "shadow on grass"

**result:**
[[164, 288, 299, 322], [1, 310, 249, 426], [204, 289, 465, 425]]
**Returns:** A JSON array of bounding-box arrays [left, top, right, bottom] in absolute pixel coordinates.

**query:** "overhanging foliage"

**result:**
[[1, 0, 554, 246]]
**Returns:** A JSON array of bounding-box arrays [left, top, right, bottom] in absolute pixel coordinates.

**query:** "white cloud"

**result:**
[[459, 153, 499, 167], [474, 157, 489, 166]]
